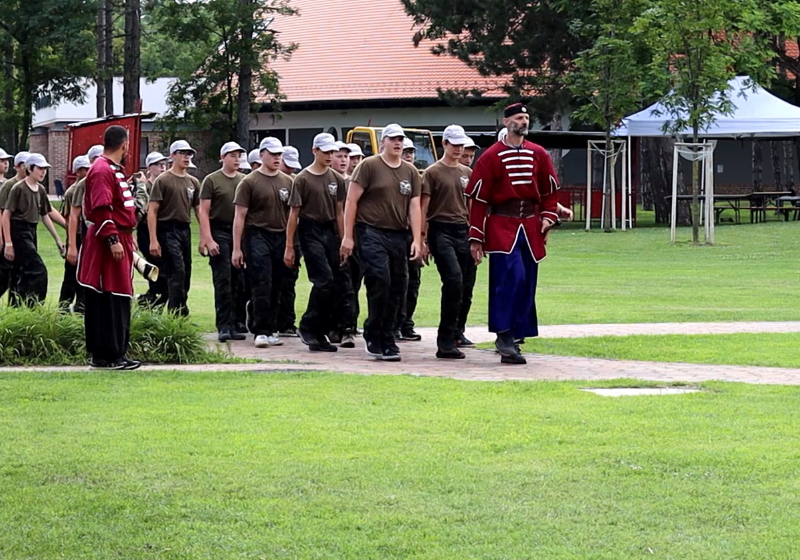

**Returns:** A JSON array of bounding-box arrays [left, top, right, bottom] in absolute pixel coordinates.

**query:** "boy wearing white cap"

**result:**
[[131, 152, 169, 307], [2, 154, 65, 306], [58, 155, 91, 313], [332, 141, 351, 175], [247, 149, 261, 171], [340, 124, 423, 361], [346, 144, 364, 176], [0, 148, 11, 184], [148, 139, 201, 316], [460, 137, 478, 167], [232, 136, 293, 348], [199, 141, 248, 342], [421, 125, 478, 359], [0, 148, 15, 302], [285, 133, 352, 351], [276, 145, 303, 337]]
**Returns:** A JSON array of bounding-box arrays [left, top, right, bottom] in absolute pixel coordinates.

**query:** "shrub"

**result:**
[[0, 305, 227, 366]]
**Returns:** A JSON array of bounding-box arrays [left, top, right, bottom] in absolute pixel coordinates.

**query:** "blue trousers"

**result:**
[[488, 231, 539, 339]]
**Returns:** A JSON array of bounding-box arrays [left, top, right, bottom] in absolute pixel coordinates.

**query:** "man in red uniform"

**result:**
[[77, 125, 140, 370], [466, 103, 560, 365]]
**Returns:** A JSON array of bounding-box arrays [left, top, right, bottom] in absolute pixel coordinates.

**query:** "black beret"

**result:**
[[504, 103, 528, 118]]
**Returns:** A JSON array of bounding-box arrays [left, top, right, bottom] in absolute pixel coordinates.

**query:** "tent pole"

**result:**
[[670, 144, 679, 243], [707, 145, 715, 244], [586, 142, 592, 231], [621, 143, 627, 231], [627, 135, 633, 229], [611, 145, 617, 230], [601, 144, 607, 230]]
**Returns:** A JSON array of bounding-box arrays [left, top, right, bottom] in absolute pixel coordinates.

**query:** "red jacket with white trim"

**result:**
[[77, 155, 138, 296], [466, 140, 559, 262]]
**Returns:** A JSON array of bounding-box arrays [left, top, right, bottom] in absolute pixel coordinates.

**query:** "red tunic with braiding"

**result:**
[[77, 155, 138, 296], [466, 140, 559, 262]]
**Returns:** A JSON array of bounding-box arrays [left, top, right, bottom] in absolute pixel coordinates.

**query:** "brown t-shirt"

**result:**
[[62, 184, 75, 218], [350, 155, 421, 230], [71, 177, 86, 210], [0, 178, 22, 210], [422, 161, 472, 224], [6, 181, 51, 224], [233, 170, 292, 232], [288, 168, 345, 223], [200, 169, 245, 224], [150, 170, 200, 223]]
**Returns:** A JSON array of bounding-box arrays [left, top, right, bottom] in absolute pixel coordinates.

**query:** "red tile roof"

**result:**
[[259, 0, 504, 103]]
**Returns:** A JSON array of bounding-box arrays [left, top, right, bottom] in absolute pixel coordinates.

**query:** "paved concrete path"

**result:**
[[3, 322, 800, 385]]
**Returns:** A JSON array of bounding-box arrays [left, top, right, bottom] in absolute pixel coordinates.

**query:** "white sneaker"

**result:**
[[267, 334, 283, 346], [254, 334, 270, 348]]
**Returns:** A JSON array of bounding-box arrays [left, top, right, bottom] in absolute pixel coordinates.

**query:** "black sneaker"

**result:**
[[311, 336, 338, 353], [299, 329, 317, 346], [120, 357, 142, 370], [501, 353, 527, 365], [229, 329, 246, 341], [365, 339, 383, 358], [328, 330, 342, 344], [399, 329, 422, 342], [279, 326, 299, 337], [235, 322, 248, 334], [393, 329, 403, 341], [436, 347, 465, 360], [455, 334, 475, 348], [90, 358, 125, 370], [340, 331, 356, 348], [495, 333, 518, 358], [218, 329, 232, 343], [381, 346, 401, 361]]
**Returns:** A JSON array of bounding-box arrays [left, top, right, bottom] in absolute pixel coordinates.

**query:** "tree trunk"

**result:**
[[104, 0, 115, 116], [784, 140, 796, 192], [690, 129, 700, 245], [752, 140, 763, 192], [771, 140, 782, 191], [549, 112, 564, 181], [2, 35, 17, 152], [235, 0, 255, 147], [96, 1, 106, 117], [641, 137, 673, 224], [123, 0, 141, 114]]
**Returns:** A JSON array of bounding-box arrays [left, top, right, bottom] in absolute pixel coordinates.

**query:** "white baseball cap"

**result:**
[[220, 141, 245, 157], [13, 151, 30, 166], [463, 137, 477, 149], [72, 155, 90, 173], [239, 157, 252, 171], [442, 124, 471, 146], [498, 128, 508, 142], [282, 146, 302, 170], [25, 153, 51, 168], [0, 148, 11, 160], [312, 133, 339, 152], [247, 149, 260, 164], [188, 161, 198, 169], [259, 136, 285, 154], [87, 144, 104, 161], [334, 141, 351, 152], [346, 143, 364, 157], [402, 137, 416, 151], [170, 139, 196, 155], [381, 124, 406, 140], [146, 152, 168, 167]]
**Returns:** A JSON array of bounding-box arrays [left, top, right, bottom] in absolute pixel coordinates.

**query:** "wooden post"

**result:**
[[586, 143, 593, 231], [670, 144, 679, 243], [610, 143, 617, 230], [621, 143, 628, 231]]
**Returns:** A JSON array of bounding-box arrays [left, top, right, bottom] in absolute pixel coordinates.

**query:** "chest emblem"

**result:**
[[460, 176, 469, 189], [186, 186, 195, 200], [399, 180, 412, 196], [327, 182, 338, 196], [279, 188, 289, 202]]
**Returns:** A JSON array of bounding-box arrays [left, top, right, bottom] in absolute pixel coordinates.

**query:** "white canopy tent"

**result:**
[[616, 76, 800, 242]]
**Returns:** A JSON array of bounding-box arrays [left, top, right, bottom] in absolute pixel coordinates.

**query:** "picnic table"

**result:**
[[669, 194, 750, 224], [776, 195, 800, 222], [669, 191, 796, 224], [748, 191, 794, 223]]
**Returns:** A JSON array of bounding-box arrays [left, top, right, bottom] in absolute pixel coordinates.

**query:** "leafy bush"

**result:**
[[0, 305, 229, 366]]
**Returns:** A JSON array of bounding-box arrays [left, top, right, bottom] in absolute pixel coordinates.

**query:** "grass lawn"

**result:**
[[2, 371, 800, 559], [30, 206, 800, 332], [515, 332, 800, 368]]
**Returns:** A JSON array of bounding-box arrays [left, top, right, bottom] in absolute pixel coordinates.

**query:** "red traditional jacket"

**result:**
[[466, 140, 559, 262], [77, 155, 138, 296]]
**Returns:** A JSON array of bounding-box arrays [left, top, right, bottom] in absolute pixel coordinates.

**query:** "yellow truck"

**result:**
[[346, 126, 438, 170]]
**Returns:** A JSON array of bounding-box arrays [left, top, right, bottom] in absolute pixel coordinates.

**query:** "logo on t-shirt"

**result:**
[[460, 176, 469, 189], [327, 182, 338, 196], [186, 186, 194, 200], [399, 180, 412, 195], [279, 188, 289, 202]]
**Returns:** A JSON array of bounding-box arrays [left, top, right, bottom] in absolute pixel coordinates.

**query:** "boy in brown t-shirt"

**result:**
[[340, 124, 423, 362], [421, 125, 478, 359], [148, 140, 201, 316], [58, 155, 90, 313], [232, 136, 294, 349], [285, 133, 350, 352], [1, 153, 65, 306]]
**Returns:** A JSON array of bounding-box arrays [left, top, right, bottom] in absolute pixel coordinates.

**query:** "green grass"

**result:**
[[31, 206, 800, 331], [512, 332, 800, 369], [2, 372, 800, 559]]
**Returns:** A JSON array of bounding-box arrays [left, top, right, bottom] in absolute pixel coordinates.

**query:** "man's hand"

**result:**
[[409, 241, 422, 262], [284, 245, 295, 268], [340, 236, 354, 265], [110, 242, 124, 262], [199, 236, 219, 257], [232, 249, 244, 269], [150, 239, 161, 257], [557, 204, 574, 222], [58, 242, 66, 259], [470, 241, 484, 265], [421, 242, 431, 265], [67, 244, 78, 266], [4, 244, 13, 261], [541, 217, 555, 234]]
